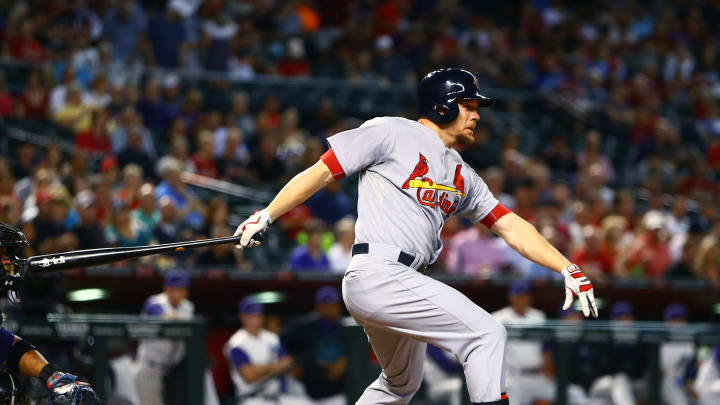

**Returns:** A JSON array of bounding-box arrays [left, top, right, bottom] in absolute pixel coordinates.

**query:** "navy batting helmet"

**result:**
[[417, 68, 493, 124]]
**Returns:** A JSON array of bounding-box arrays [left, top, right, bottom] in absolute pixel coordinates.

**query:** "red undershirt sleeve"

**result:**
[[320, 148, 346, 180], [479, 203, 512, 228]]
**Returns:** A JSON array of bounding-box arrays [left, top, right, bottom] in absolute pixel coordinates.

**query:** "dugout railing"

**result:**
[[3, 314, 206, 404], [4, 315, 720, 404]]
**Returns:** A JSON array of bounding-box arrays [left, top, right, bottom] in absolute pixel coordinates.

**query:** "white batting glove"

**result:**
[[234, 209, 271, 250], [562, 264, 598, 318]]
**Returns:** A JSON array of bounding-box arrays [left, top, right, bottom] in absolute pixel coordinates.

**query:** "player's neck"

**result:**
[[418, 118, 456, 148]]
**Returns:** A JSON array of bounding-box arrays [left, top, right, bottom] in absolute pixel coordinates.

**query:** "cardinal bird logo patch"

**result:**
[[402, 154, 432, 189], [402, 153, 465, 215]]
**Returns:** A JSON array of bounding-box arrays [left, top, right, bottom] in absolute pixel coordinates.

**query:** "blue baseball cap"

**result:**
[[508, 280, 531, 297], [239, 296, 264, 315], [315, 286, 341, 305], [164, 269, 190, 288], [664, 303, 688, 321], [610, 301, 634, 320]]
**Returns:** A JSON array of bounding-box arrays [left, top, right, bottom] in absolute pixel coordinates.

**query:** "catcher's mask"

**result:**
[[0, 372, 25, 405], [0, 223, 28, 304]]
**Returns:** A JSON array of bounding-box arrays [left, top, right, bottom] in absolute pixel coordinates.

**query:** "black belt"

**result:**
[[351, 243, 427, 274]]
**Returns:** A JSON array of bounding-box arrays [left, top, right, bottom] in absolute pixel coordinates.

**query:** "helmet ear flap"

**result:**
[[427, 102, 458, 124]]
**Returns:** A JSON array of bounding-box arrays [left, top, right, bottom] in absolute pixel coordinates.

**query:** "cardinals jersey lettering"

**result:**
[[326, 117, 499, 264]]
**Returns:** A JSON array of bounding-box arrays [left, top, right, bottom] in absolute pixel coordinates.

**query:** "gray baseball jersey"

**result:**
[[324, 117, 511, 404], [326, 116, 500, 264]]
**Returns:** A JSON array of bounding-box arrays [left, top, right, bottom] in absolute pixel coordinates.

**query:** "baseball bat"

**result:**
[[26, 236, 241, 274]]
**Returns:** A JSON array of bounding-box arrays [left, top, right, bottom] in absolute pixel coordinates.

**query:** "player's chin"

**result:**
[[456, 131, 475, 145]]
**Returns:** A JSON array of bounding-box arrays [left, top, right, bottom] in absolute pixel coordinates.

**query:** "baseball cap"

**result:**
[[239, 296, 264, 315], [74, 190, 96, 210], [163, 73, 179, 89], [642, 210, 664, 230], [164, 269, 190, 288], [508, 280, 531, 297], [610, 301, 634, 320], [315, 286, 341, 305], [664, 303, 688, 321], [375, 35, 394, 51], [100, 156, 118, 172]]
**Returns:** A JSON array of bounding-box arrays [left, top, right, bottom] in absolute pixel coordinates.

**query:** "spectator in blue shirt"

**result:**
[[136, 78, 167, 132], [102, 0, 147, 63], [289, 219, 330, 272], [155, 158, 205, 229], [147, 6, 187, 68]]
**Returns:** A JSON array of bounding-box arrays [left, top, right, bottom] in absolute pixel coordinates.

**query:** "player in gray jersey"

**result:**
[[233, 68, 598, 404]]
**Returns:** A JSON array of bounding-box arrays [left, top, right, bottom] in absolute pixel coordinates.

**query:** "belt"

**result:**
[[351, 243, 428, 274]]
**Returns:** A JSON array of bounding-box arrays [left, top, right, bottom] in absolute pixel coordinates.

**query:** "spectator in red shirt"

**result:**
[[8, 19, 46, 62], [112, 164, 143, 210], [191, 130, 218, 178], [276, 37, 310, 77], [571, 225, 615, 281], [0, 73, 14, 117], [619, 210, 672, 279], [75, 109, 111, 153], [373, 0, 407, 37], [17, 70, 49, 120]]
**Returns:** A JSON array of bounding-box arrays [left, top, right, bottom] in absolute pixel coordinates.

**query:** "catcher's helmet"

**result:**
[[0, 223, 28, 303], [0, 224, 28, 249], [417, 68, 493, 124]]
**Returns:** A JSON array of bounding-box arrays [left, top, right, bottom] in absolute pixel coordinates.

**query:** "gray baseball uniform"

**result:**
[[323, 117, 510, 404]]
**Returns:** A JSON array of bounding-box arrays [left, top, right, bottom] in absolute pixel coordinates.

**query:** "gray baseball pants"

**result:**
[[342, 248, 507, 404]]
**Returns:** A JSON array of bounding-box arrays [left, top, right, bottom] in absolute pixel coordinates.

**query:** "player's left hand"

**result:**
[[46, 370, 101, 405], [233, 209, 271, 250], [562, 264, 598, 318]]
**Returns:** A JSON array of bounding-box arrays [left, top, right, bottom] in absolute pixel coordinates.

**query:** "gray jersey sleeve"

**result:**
[[456, 165, 500, 223], [326, 118, 395, 176]]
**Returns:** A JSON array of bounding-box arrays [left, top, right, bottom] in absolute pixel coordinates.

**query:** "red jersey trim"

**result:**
[[480, 203, 511, 228], [320, 149, 346, 180]]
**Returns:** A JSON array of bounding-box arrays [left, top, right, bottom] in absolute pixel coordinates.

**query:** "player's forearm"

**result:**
[[239, 364, 274, 382], [492, 213, 571, 273], [265, 160, 334, 222], [240, 358, 293, 383]]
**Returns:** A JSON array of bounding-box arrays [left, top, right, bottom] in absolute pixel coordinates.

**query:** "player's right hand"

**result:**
[[234, 209, 271, 250], [46, 370, 101, 405], [562, 264, 598, 318]]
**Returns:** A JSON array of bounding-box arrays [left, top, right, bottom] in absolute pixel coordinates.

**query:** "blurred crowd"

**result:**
[[0, 0, 719, 283]]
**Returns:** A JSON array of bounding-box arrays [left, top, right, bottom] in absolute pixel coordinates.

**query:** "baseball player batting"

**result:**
[[234, 68, 598, 405]]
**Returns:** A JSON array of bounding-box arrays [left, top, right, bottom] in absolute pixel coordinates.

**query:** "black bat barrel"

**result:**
[[27, 236, 241, 274]]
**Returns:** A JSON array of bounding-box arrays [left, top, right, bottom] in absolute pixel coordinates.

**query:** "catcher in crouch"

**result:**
[[0, 222, 100, 405]]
